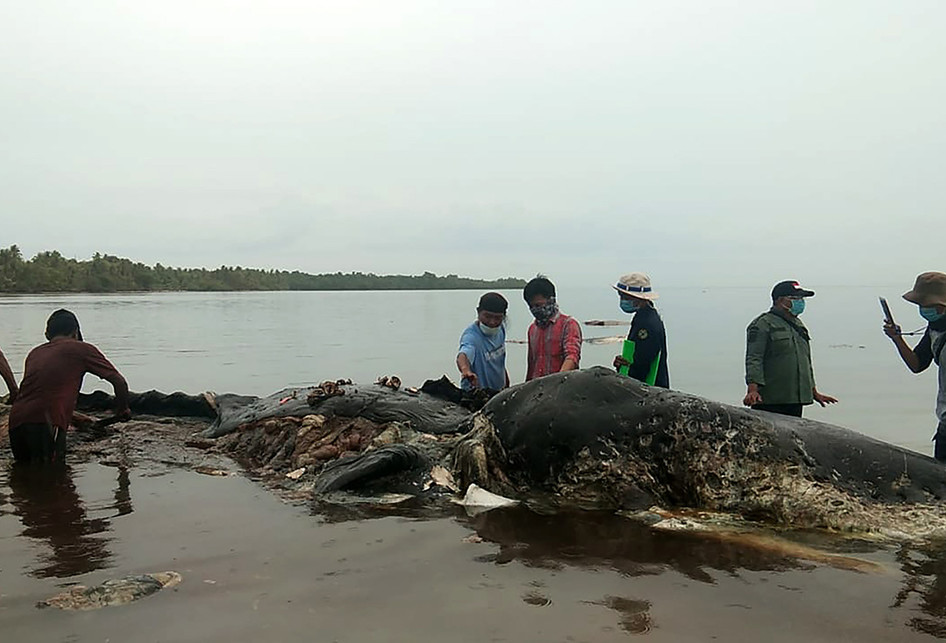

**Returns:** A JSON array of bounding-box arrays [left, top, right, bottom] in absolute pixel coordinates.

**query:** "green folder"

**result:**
[[618, 339, 660, 386]]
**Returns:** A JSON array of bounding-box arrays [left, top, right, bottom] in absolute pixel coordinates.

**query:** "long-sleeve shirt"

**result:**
[[526, 312, 582, 381], [9, 338, 128, 431], [745, 308, 815, 405]]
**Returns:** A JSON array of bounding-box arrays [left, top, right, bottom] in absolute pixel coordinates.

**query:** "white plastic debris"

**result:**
[[453, 483, 518, 516]]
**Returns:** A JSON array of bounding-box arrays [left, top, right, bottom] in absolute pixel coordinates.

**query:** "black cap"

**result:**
[[477, 292, 508, 313], [771, 280, 815, 300]]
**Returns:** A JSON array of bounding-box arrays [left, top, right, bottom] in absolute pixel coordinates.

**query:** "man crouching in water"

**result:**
[[8, 309, 130, 465]]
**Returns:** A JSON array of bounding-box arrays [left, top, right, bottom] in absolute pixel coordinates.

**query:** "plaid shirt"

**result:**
[[526, 313, 582, 380]]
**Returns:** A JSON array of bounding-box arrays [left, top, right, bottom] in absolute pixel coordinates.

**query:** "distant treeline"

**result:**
[[0, 245, 526, 293]]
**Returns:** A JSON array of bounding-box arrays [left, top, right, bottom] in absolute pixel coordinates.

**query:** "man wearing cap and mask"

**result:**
[[743, 281, 838, 417], [8, 309, 130, 464], [883, 272, 946, 460], [611, 273, 670, 388], [457, 292, 510, 391], [524, 276, 582, 381]]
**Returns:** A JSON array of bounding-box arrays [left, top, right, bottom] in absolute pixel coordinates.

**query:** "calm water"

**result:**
[[3, 288, 946, 641], [0, 286, 938, 453], [2, 457, 937, 642]]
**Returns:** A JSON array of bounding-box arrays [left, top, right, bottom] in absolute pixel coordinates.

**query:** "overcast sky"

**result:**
[[1, 1, 942, 288]]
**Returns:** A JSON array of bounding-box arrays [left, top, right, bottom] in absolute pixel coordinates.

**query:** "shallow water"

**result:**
[[2, 452, 946, 641]]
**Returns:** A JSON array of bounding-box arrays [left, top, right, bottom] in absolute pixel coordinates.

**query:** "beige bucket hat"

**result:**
[[613, 273, 658, 300], [903, 272, 946, 308]]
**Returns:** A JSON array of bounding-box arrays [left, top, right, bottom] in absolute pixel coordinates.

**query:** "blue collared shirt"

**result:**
[[458, 322, 507, 390]]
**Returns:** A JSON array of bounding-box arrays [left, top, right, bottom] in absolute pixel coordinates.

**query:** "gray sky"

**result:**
[[1, 1, 943, 288]]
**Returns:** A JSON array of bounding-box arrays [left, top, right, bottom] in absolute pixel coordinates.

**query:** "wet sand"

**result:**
[[2, 418, 946, 641]]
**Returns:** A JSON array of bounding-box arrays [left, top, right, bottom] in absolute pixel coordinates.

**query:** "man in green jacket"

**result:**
[[743, 280, 838, 417]]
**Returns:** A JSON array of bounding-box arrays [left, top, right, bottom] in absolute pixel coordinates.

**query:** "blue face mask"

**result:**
[[790, 298, 806, 316], [620, 299, 639, 314], [920, 306, 945, 323]]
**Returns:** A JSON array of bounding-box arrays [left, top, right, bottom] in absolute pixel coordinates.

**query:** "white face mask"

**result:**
[[479, 322, 501, 336]]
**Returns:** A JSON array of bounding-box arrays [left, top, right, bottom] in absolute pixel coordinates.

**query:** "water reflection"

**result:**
[[4, 462, 132, 578], [463, 506, 814, 582], [114, 465, 133, 517], [893, 541, 946, 638]]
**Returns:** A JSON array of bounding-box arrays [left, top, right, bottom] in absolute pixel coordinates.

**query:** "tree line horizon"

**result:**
[[0, 245, 526, 293]]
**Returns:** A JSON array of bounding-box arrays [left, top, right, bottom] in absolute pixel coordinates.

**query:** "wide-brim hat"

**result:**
[[903, 272, 946, 308], [612, 272, 658, 300]]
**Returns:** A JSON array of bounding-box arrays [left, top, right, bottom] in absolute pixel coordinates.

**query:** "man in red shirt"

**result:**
[[524, 276, 582, 381], [8, 309, 130, 464], [0, 346, 17, 402]]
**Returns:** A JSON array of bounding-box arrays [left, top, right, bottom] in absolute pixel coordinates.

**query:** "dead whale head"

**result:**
[[453, 367, 946, 537]]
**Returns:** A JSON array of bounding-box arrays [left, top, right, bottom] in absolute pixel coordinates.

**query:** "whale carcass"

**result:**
[[63, 368, 946, 538]]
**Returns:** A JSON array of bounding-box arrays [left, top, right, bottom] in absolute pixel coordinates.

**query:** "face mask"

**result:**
[[920, 306, 945, 323], [790, 299, 806, 316], [479, 322, 501, 336], [620, 299, 639, 314], [530, 300, 558, 324]]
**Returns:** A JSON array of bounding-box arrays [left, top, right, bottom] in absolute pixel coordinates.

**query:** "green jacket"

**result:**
[[745, 308, 815, 405]]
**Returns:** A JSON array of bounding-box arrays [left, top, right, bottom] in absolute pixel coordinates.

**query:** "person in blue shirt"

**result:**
[[457, 292, 510, 391]]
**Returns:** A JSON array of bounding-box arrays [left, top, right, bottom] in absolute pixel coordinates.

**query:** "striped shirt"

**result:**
[[526, 313, 582, 381]]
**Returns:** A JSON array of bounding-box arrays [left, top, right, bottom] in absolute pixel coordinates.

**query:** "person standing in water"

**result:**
[[883, 272, 946, 460], [611, 273, 669, 388], [8, 309, 130, 464]]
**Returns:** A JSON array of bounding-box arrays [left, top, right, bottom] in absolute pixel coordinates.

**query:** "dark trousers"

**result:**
[[9, 423, 67, 465], [934, 421, 946, 462], [752, 403, 803, 418]]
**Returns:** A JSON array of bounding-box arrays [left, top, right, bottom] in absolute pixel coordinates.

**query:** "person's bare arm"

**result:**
[[884, 321, 923, 372], [457, 353, 479, 388], [0, 348, 18, 402]]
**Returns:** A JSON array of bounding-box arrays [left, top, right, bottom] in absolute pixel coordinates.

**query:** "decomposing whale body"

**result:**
[[202, 381, 470, 498], [452, 367, 946, 537], [204, 382, 470, 439], [64, 369, 946, 538]]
